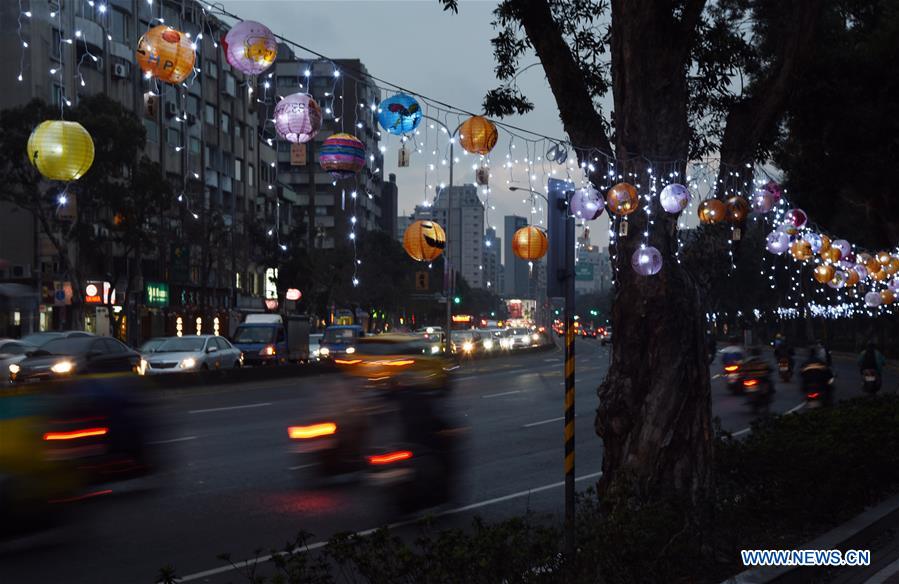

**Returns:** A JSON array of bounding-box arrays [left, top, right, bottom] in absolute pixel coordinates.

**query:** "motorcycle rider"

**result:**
[[811, 339, 833, 367], [801, 346, 835, 404], [721, 337, 745, 368], [858, 341, 886, 392], [773, 334, 795, 376], [741, 346, 774, 411]]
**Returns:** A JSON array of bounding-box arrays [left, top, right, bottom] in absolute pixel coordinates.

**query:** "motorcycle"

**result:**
[[724, 363, 743, 393], [777, 357, 793, 382], [801, 362, 834, 408], [742, 375, 774, 415], [862, 369, 881, 395]]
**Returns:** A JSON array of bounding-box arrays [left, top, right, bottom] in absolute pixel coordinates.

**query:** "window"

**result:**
[[277, 76, 296, 88], [248, 164, 255, 187], [111, 8, 130, 44], [51, 28, 62, 59], [222, 153, 232, 176], [166, 127, 182, 147], [190, 137, 201, 154], [220, 111, 230, 133], [51, 84, 64, 107], [234, 158, 242, 181], [205, 104, 215, 125], [102, 339, 127, 354], [187, 95, 201, 116], [224, 73, 236, 96], [234, 122, 242, 140], [144, 119, 159, 142], [205, 60, 218, 79]]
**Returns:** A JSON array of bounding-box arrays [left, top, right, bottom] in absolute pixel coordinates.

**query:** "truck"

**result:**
[[231, 314, 310, 366], [318, 324, 365, 361]]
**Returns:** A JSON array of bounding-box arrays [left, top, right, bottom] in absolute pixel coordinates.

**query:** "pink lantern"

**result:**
[[569, 187, 604, 220], [831, 239, 852, 258], [660, 183, 690, 214], [631, 246, 663, 276], [751, 190, 776, 213], [764, 180, 783, 201], [766, 231, 791, 255], [223, 20, 278, 76], [787, 208, 807, 228], [274, 93, 322, 144]]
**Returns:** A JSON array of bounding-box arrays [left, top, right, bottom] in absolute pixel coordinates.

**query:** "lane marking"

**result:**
[[188, 402, 272, 414], [712, 373, 722, 379], [149, 436, 197, 445], [544, 358, 561, 362], [785, 401, 806, 415], [732, 427, 751, 437], [482, 390, 521, 399], [730, 401, 806, 438], [287, 463, 318, 471], [523, 416, 565, 428], [169, 471, 603, 583], [863, 556, 899, 583]]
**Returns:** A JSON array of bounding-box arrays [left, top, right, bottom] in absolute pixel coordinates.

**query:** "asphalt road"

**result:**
[[0, 340, 891, 584]]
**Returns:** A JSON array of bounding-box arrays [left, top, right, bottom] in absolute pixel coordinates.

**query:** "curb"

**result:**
[[720, 492, 899, 583]]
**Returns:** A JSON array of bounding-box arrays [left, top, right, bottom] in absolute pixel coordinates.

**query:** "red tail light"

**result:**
[[807, 392, 820, 399], [334, 358, 362, 365], [743, 379, 758, 387], [43, 427, 108, 441], [725, 365, 739, 372], [367, 450, 413, 465], [288, 422, 337, 440]]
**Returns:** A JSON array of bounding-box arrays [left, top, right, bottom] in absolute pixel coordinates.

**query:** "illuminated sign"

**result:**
[[285, 288, 301, 301], [84, 281, 114, 304], [265, 298, 279, 310], [145, 281, 169, 307], [452, 314, 473, 323]]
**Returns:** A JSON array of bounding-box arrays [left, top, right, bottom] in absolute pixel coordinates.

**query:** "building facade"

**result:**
[[483, 227, 501, 293], [431, 184, 485, 289], [575, 227, 613, 295], [503, 215, 530, 298]]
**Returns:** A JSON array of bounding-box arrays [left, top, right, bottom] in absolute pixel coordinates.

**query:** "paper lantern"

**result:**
[[888, 257, 899, 276], [660, 183, 690, 214], [882, 290, 895, 305], [570, 187, 604, 220], [402, 220, 445, 262], [827, 270, 848, 289], [763, 180, 783, 201], [871, 268, 888, 282], [726, 196, 749, 223], [813, 264, 835, 284], [832, 239, 851, 258], [378, 93, 422, 136], [821, 247, 842, 264], [27, 120, 95, 182], [858, 253, 879, 273], [786, 208, 807, 228], [806, 233, 825, 254], [777, 222, 799, 237], [698, 199, 727, 224], [136, 25, 196, 84], [631, 246, 663, 276], [865, 291, 882, 308], [606, 183, 639, 216], [854, 264, 869, 281], [512, 226, 548, 261], [818, 235, 832, 255], [876, 251, 892, 266], [766, 231, 791, 255], [845, 269, 860, 287], [889, 278, 899, 293], [751, 190, 776, 213], [320, 133, 366, 179], [459, 115, 498, 155], [274, 93, 322, 144], [790, 239, 813, 261], [223, 20, 277, 76]]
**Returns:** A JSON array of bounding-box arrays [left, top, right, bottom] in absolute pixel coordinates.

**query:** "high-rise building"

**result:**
[[503, 215, 529, 297], [380, 174, 398, 239], [431, 185, 485, 289], [575, 226, 613, 295], [483, 227, 501, 293]]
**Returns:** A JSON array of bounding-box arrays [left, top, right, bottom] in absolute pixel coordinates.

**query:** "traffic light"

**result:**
[[589, 309, 598, 316], [453, 296, 461, 305]]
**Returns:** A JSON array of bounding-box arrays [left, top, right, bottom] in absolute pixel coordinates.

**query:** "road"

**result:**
[[0, 340, 890, 584]]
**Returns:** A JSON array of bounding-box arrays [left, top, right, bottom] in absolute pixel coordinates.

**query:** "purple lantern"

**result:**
[[660, 183, 690, 214], [274, 93, 322, 144], [889, 279, 899, 293], [764, 180, 783, 201], [806, 232, 825, 254], [787, 208, 807, 228], [223, 21, 278, 76], [570, 187, 604, 220], [865, 291, 882, 308], [854, 264, 869, 281], [828, 270, 848, 289], [832, 239, 852, 258], [766, 231, 791, 254], [751, 190, 776, 213], [631, 246, 663, 276]]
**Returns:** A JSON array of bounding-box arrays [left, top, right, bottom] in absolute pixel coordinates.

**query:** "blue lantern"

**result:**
[[377, 93, 422, 136]]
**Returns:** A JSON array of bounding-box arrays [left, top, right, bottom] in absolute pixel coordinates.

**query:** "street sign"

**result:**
[[290, 143, 307, 166], [145, 281, 169, 307], [415, 271, 429, 291], [575, 263, 594, 281]]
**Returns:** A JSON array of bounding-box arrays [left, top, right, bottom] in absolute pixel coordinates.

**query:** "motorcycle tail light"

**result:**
[[807, 392, 820, 399], [367, 450, 413, 465], [44, 427, 109, 441], [743, 379, 758, 387], [288, 423, 337, 439], [725, 365, 739, 372]]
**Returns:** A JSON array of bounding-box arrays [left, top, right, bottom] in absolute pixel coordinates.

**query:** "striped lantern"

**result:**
[[274, 93, 322, 144], [459, 115, 498, 155], [319, 133, 366, 180], [403, 220, 446, 262], [27, 120, 95, 182], [136, 26, 196, 84], [512, 226, 548, 261]]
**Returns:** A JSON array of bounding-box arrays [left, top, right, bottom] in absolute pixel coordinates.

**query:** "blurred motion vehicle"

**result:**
[[288, 334, 464, 512], [319, 324, 365, 361], [21, 330, 94, 347], [138, 337, 169, 354], [0, 339, 36, 385], [309, 333, 323, 361], [581, 326, 596, 338], [599, 326, 612, 346], [450, 330, 483, 356], [801, 359, 835, 408], [475, 328, 505, 352], [141, 335, 242, 375], [231, 314, 309, 366], [721, 339, 745, 393], [10, 337, 140, 383], [416, 326, 446, 354]]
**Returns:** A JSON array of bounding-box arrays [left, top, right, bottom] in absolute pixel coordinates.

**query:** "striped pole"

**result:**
[[563, 210, 576, 557]]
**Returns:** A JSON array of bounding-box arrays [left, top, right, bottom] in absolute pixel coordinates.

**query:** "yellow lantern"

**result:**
[[821, 247, 842, 264], [26, 120, 95, 182], [136, 25, 196, 84], [512, 226, 548, 261], [402, 220, 446, 262], [698, 199, 727, 224], [459, 115, 498, 155], [845, 269, 860, 287], [813, 264, 835, 284], [790, 239, 813, 261], [881, 290, 895, 305], [725, 196, 749, 223], [876, 251, 892, 266], [606, 183, 640, 216]]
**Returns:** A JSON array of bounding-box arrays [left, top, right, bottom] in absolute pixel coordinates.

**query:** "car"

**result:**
[[20, 330, 94, 347], [0, 339, 37, 385], [450, 330, 484, 355], [309, 333, 324, 361], [319, 325, 365, 360], [10, 336, 140, 383], [599, 326, 613, 346], [474, 328, 505, 352], [508, 327, 538, 349], [415, 326, 447, 354], [138, 337, 169, 354], [141, 335, 243, 375]]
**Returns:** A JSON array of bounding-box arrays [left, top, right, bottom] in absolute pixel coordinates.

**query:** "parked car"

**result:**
[[138, 337, 169, 354], [231, 314, 310, 366], [141, 335, 243, 375], [599, 326, 613, 346], [10, 337, 140, 383], [319, 325, 365, 360], [20, 330, 94, 347], [0, 339, 37, 385]]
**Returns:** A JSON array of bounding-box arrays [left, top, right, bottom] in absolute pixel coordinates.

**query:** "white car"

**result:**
[[508, 327, 536, 349], [141, 335, 243, 375], [0, 339, 37, 385]]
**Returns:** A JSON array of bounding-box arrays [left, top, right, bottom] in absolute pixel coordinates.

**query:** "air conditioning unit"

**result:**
[[186, 113, 197, 126], [112, 63, 128, 79], [144, 93, 158, 117], [165, 102, 178, 118]]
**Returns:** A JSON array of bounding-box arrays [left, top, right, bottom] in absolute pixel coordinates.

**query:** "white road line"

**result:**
[[712, 373, 722, 379], [523, 416, 565, 428], [168, 471, 603, 583], [862, 556, 899, 583], [544, 358, 561, 362], [148, 436, 197, 445], [732, 427, 751, 437], [482, 390, 522, 399], [785, 401, 806, 415], [188, 402, 272, 414], [287, 463, 318, 471]]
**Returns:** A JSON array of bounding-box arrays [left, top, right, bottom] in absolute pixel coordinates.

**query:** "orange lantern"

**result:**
[[459, 115, 498, 155], [512, 226, 548, 261], [858, 253, 879, 273], [697, 199, 726, 224], [790, 239, 813, 261], [871, 268, 888, 282], [885, 257, 899, 276], [845, 269, 860, 287], [821, 247, 842, 264], [136, 26, 196, 84], [725, 196, 749, 223], [881, 290, 895, 305], [818, 235, 832, 256], [402, 220, 446, 262], [876, 251, 892, 266], [606, 183, 639, 216], [813, 264, 835, 284]]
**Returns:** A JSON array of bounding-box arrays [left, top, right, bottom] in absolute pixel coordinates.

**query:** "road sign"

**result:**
[[575, 263, 594, 281], [415, 271, 429, 291]]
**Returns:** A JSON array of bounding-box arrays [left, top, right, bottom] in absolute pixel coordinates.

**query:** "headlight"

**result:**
[[138, 359, 148, 376], [345, 346, 356, 354], [8, 363, 20, 375], [259, 345, 276, 356], [462, 341, 473, 352], [430, 345, 440, 354], [483, 339, 494, 350], [320, 347, 330, 356], [179, 357, 197, 369], [532, 333, 540, 341], [312, 349, 320, 357], [51, 360, 74, 375]]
